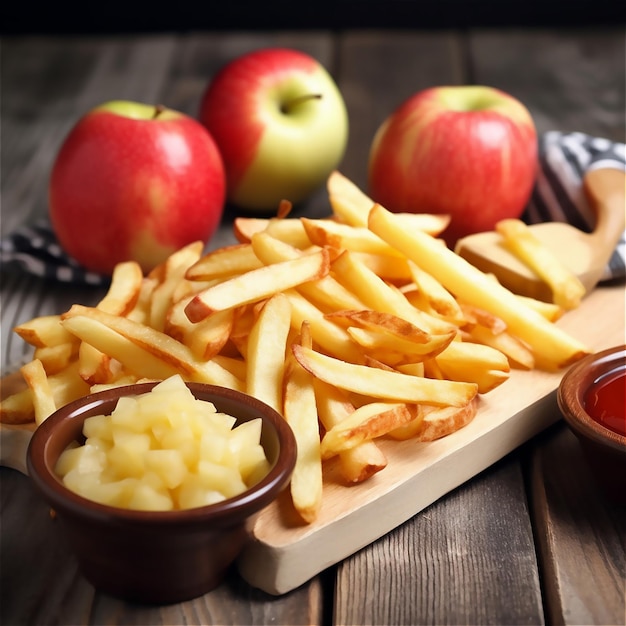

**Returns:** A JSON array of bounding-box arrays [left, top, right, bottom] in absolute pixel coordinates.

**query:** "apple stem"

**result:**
[[281, 94, 322, 114], [153, 105, 166, 119]]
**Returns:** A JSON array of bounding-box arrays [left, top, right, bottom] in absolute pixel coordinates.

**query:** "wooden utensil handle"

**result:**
[[584, 167, 626, 252]]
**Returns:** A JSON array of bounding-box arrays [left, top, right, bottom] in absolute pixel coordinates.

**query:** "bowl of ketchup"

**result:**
[[557, 345, 625, 503]]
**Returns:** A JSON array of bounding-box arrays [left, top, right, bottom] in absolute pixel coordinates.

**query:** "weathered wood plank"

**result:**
[[334, 455, 544, 625], [530, 424, 626, 626]]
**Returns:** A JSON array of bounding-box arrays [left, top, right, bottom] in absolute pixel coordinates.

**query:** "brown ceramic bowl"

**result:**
[[557, 345, 625, 503], [26, 382, 297, 604]]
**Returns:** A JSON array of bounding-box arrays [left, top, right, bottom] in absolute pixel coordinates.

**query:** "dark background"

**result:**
[[2, 1, 625, 35]]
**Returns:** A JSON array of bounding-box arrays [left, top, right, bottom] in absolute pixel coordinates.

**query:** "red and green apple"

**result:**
[[368, 85, 538, 246], [199, 48, 349, 213], [49, 100, 226, 275]]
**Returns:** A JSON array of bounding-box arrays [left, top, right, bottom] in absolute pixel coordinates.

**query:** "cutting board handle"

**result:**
[[584, 167, 626, 256]]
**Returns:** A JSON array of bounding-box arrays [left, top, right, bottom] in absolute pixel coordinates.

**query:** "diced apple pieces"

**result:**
[[54, 375, 270, 511]]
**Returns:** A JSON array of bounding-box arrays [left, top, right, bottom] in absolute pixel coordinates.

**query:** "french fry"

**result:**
[[283, 332, 323, 523], [387, 408, 426, 440], [185, 243, 263, 281], [313, 379, 387, 483], [234, 216, 312, 249], [61, 305, 243, 390], [320, 402, 418, 458], [496, 218, 586, 310], [21, 359, 56, 425], [368, 203, 590, 369], [184, 248, 331, 322], [77, 342, 119, 386], [346, 326, 456, 366], [95, 260, 144, 316], [284, 290, 363, 363], [435, 340, 510, 393], [467, 325, 535, 370], [166, 296, 235, 360], [251, 231, 366, 312], [413, 400, 478, 442], [246, 293, 292, 413], [148, 241, 204, 332], [327, 170, 450, 235], [0, 387, 35, 424], [407, 261, 466, 324], [331, 250, 456, 335], [33, 343, 77, 375], [301, 217, 404, 257], [14, 315, 78, 349], [293, 345, 478, 407], [349, 251, 412, 282]]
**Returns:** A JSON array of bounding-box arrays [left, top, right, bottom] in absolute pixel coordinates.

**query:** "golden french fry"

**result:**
[[514, 294, 564, 322], [13, 315, 78, 349], [435, 340, 510, 393], [61, 305, 243, 390], [368, 203, 590, 369], [313, 378, 387, 482], [166, 295, 234, 360], [346, 326, 456, 365], [414, 400, 478, 442], [124, 276, 157, 324], [0, 387, 35, 424], [320, 402, 418, 458], [96, 260, 144, 316], [387, 408, 426, 440], [327, 170, 450, 235], [301, 217, 404, 257], [148, 241, 204, 332], [246, 293, 292, 413], [77, 341, 120, 385], [458, 302, 508, 335], [331, 250, 456, 335], [185, 243, 263, 281], [349, 251, 412, 282], [293, 345, 477, 407], [234, 216, 312, 249], [467, 325, 535, 370], [185, 248, 331, 322], [407, 261, 465, 324], [284, 290, 363, 363], [251, 231, 366, 312], [496, 219, 586, 310], [21, 359, 56, 425], [283, 337, 323, 523], [33, 343, 77, 375]]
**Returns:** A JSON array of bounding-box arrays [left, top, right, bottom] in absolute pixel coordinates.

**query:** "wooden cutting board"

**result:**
[[2, 284, 624, 595]]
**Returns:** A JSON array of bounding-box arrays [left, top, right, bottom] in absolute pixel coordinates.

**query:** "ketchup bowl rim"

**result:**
[[557, 345, 626, 452]]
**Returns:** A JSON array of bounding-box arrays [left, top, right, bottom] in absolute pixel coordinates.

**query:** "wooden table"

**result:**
[[1, 28, 624, 625]]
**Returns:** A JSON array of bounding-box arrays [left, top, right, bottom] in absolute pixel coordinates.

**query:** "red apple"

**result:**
[[49, 100, 226, 275], [368, 86, 538, 246], [198, 48, 348, 212]]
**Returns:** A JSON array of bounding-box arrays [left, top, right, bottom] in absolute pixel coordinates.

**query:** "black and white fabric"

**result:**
[[1, 131, 625, 286], [1, 220, 109, 286], [523, 131, 625, 281]]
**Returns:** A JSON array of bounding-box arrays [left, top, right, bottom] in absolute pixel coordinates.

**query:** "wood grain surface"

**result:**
[[1, 28, 624, 626]]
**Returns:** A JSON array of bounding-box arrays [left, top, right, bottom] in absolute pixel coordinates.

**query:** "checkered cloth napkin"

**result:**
[[1, 131, 625, 287]]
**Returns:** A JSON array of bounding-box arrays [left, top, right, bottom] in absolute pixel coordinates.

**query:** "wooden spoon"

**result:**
[[454, 167, 626, 302]]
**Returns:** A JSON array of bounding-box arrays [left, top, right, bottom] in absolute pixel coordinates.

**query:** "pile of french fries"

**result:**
[[0, 172, 590, 523]]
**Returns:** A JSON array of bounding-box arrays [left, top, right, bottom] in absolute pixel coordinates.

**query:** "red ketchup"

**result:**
[[584, 366, 626, 437]]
